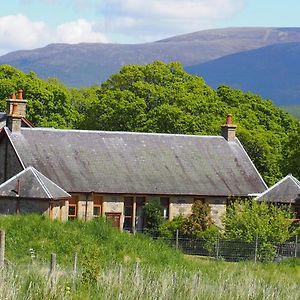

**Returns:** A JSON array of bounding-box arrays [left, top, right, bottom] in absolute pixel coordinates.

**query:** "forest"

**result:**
[[0, 62, 299, 186]]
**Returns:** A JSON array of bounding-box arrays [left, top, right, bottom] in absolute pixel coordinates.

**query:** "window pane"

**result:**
[[93, 206, 101, 216], [124, 197, 133, 206], [123, 217, 132, 230], [124, 206, 132, 216], [69, 206, 76, 216], [136, 197, 146, 206]]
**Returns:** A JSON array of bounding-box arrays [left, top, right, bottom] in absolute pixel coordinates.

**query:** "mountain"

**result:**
[[186, 42, 300, 106], [1, 27, 300, 105]]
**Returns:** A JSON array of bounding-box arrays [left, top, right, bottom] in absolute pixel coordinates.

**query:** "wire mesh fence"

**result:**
[[153, 233, 299, 262]]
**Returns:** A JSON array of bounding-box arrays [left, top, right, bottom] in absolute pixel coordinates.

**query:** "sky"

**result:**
[[0, 0, 300, 55]]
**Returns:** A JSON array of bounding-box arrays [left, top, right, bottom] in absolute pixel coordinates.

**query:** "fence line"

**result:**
[[154, 233, 299, 262]]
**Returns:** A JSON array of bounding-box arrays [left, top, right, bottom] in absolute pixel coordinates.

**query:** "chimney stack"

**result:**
[[221, 114, 237, 142], [6, 89, 27, 132]]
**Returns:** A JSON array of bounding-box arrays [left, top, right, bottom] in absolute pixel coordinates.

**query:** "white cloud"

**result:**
[[102, 0, 245, 41], [56, 19, 109, 44], [0, 14, 109, 55], [0, 14, 48, 54]]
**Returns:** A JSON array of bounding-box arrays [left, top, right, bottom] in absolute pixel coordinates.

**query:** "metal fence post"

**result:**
[[254, 235, 258, 262], [295, 235, 298, 258], [176, 229, 179, 250], [215, 233, 219, 259], [0, 230, 5, 267]]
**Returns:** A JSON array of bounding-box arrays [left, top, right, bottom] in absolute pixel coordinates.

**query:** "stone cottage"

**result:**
[[0, 92, 267, 230]]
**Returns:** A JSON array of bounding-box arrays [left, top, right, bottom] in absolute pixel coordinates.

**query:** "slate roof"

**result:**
[[4, 127, 267, 196], [0, 166, 71, 200], [256, 174, 300, 203]]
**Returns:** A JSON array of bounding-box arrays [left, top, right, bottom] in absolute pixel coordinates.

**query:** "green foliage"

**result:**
[[180, 201, 214, 238], [0, 65, 78, 128], [143, 199, 163, 237], [1, 62, 300, 185], [223, 200, 295, 261], [158, 215, 185, 238]]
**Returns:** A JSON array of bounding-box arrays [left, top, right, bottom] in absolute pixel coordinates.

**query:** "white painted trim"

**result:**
[[235, 138, 268, 190]]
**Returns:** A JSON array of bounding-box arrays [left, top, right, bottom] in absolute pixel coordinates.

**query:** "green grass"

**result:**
[[0, 215, 299, 299], [0, 214, 184, 268]]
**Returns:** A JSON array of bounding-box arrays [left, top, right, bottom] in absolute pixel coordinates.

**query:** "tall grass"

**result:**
[[0, 215, 299, 299], [1, 260, 299, 300]]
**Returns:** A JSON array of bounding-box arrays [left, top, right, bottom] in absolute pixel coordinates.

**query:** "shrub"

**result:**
[[143, 199, 163, 236], [180, 200, 214, 238], [158, 215, 185, 238], [223, 199, 294, 261]]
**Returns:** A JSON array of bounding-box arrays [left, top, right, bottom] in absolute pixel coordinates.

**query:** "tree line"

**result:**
[[0, 62, 299, 186]]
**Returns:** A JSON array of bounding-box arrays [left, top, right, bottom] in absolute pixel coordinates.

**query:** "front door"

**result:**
[[105, 212, 121, 228]]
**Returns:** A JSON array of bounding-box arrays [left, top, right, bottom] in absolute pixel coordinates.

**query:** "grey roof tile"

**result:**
[[256, 174, 300, 203], [0, 166, 71, 199], [7, 127, 267, 196]]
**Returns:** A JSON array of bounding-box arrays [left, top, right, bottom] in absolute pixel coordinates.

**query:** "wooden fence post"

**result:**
[[73, 252, 78, 278], [0, 230, 5, 267], [49, 253, 57, 289]]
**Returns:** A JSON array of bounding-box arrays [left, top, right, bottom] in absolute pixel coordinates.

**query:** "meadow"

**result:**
[[0, 215, 299, 300]]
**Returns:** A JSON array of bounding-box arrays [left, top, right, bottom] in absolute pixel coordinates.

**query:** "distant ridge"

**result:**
[[186, 42, 300, 105], [1, 27, 300, 105]]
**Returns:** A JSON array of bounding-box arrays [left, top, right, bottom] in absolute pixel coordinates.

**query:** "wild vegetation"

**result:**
[[0, 63, 299, 186], [0, 215, 299, 299]]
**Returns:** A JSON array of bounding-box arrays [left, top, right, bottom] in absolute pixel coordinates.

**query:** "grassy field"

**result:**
[[0, 215, 299, 299]]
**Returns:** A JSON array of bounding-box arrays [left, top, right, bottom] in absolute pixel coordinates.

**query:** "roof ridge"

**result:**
[[256, 174, 300, 200], [20, 127, 223, 138], [32, 168, 71, 198], [30, 167, 53, 198]]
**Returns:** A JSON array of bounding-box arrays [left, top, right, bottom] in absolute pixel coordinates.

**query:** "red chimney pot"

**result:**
[[18, 89, 23, 100], [11, 93, 16, 100], [226, 114, 232, 125]]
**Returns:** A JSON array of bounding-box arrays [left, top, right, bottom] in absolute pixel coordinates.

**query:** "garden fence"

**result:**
[[154, 232, 299, 262]]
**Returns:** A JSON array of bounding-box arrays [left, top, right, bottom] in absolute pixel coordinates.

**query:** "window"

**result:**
[[123, 196, 133, 231], [160, 197, 169, 220], [68, 196, 78, 220], [68, 204, 77, 220], [93, 195, 103, 217]]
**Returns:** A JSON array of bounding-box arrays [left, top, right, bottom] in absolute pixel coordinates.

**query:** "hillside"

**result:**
[[0, 215, 299, 299], [186, 42, 300, 106], [1, 27, 300, 90]]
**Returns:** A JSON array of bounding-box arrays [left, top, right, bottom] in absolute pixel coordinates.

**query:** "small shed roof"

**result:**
[[0, 166, 71, 200], [5, 127, 267, 196], [256, 174, 300, 203]]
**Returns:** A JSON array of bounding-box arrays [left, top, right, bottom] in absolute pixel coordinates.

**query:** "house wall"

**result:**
[[0, 192, 227, 229], [66, 193, 227, 229], [0, 135, 23, 184]]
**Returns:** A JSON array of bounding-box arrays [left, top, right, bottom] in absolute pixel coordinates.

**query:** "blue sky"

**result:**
[[0, 0, 299, 55]]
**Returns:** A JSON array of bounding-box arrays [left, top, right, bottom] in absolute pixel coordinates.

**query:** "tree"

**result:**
[[223, 199, 294, 260], [0, 65, 78, 128]]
